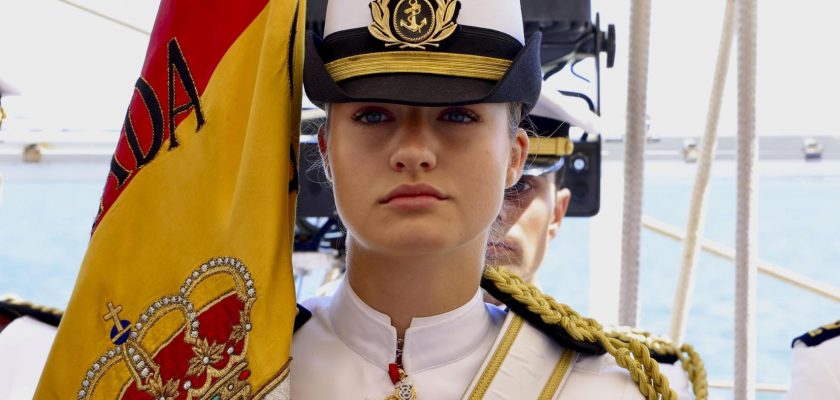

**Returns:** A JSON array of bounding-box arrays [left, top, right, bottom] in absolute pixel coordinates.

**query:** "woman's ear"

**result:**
[[505, 128, 529, 187], [317, 126, 332, 182]]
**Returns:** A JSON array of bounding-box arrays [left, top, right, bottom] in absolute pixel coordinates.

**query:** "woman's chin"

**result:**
[[355, 230, 467, 257], [386, 237, 454, 255]]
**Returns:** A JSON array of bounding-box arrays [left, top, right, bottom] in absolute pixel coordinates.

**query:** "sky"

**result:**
[[590, 0, 840, 137], [1, 0, 839, 138]]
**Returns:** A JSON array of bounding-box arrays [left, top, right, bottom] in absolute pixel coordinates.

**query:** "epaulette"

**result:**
[[482, 274, 605, 355], [792, 319, 840, 348], [605, 326, 680, 364], [0, 295, 63, 327], [481, 266, 688, 400], [294, 303, 311, 333]]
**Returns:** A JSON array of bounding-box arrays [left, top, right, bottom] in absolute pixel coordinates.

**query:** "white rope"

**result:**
[[735, 0, 758, 397], [619, 0, 653, 327], [56, 0, 151, 36], [669, 0, 736, 345]]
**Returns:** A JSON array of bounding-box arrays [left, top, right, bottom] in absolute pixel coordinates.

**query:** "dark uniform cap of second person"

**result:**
[[304, 0, 542, 112]]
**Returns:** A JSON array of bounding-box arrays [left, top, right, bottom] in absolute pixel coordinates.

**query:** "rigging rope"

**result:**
[[619, 0, 653, 328], [735, 0, 758, 397], [669, 0, 736, 345]]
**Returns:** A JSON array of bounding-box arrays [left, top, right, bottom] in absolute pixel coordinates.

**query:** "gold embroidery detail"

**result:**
[[231, 310, 251, 342], [188, 338, 226, 376], [369, 0, 459, 49], [394, 0, 432, 42], [147, 374, 180, 400], [325, 51, 510, 82]]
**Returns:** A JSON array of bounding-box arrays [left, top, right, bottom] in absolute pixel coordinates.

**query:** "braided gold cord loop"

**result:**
[[605, 327, 709, 400], [680, 343, 709, 400], [483, 266, 677, 400]]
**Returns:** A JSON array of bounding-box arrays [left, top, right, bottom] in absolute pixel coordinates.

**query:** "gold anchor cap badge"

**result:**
[[369, 0, 460, 49]]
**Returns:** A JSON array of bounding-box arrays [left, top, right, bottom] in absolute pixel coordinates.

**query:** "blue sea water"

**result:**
[[1, 161, 839, 399], [540, 165, 840, 399]]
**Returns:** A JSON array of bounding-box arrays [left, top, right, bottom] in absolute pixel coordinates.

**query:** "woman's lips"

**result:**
[[380, 183, 449, 210], [384, 195, 444, 210]]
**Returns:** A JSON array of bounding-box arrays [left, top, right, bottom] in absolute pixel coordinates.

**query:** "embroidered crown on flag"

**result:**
[[77, 257, 257, 400]]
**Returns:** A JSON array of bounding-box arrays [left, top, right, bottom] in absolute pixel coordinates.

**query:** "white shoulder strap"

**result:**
[[461, 311, 578, 400]]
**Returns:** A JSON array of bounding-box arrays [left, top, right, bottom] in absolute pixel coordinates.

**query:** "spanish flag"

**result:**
[[36, 0, 303, 398]]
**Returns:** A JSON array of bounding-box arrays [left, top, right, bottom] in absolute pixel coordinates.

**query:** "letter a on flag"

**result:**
[[36, 0, 304, 398]]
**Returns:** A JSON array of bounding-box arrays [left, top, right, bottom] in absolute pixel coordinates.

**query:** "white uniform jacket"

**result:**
[[786, 322, 840, 399], [0, 316, 57, 399], [268, 278, 691, 399]]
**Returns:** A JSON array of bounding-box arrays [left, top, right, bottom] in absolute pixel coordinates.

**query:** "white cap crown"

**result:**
[[531, 89, 602, 134], [323, 0, 525, 44]]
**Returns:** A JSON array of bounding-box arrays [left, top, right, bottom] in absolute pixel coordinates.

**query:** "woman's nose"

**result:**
[[389, 124, 438, 172]]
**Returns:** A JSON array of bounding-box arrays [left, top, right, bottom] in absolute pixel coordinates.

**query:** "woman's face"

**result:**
[[322, 102, 527, 257]]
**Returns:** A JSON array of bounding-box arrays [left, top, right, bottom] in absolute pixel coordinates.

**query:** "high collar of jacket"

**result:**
[[328, 278, 495, 374]]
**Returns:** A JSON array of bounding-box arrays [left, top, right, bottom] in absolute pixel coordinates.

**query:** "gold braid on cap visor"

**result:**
[[528, 137, 575, 157], [324, 51, 512, 82]]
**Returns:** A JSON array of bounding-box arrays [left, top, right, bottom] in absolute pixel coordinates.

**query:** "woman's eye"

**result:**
[[440, 109, 479, 123], [352, 110, 392, 124]]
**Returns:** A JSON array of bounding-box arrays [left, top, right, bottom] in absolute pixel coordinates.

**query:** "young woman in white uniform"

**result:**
[[270, 0, 681, 399]]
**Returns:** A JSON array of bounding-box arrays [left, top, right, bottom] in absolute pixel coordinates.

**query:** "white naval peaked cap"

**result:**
[[530, 88, 601, 135], [304, 0, 542, 110], [323, 0, 525, 44]]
